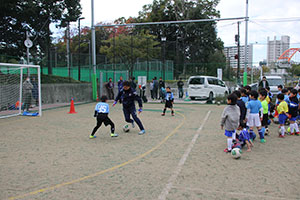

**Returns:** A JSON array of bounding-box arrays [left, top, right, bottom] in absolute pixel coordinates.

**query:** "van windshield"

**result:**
[[268, 79, 284, 86], [189, 78, 204, 85]]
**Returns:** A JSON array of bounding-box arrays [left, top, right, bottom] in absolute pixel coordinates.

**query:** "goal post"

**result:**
[[0, 63, 42, 118]]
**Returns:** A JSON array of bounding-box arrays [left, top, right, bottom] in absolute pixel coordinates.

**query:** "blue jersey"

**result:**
[[95, 102, 109, 114], [241, 96, 248, 105], [247, 99, 262, 114], [165, 92, 174, 101], [284, 94, 290, 105], [239, 128, 250, 142]]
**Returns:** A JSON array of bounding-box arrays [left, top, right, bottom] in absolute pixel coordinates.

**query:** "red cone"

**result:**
[[68, 99, 77, 114]]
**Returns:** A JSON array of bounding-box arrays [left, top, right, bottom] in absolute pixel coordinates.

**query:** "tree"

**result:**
[[288, 64, 300, 77], [100, 30, 160, 76], [0, 0, 82, 74], [135, 0, 223, 77]]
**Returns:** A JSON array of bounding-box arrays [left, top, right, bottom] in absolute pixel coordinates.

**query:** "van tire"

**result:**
[[208, 92, 214, 101]]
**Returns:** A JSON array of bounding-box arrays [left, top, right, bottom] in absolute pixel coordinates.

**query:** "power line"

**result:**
[[95, 17, 246, 27], [251, 17, 300, 23]]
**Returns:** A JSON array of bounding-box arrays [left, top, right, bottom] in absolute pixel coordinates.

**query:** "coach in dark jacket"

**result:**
[[259, 76, 269, 90]]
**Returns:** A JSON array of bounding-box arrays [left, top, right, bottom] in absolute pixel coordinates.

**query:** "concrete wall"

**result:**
[[42, 83, 93, 104]]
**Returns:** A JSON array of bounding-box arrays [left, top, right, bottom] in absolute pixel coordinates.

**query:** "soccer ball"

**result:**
[[123, 124, 130, 132], [231, 148, 242, 159], [217, 101, 220, 106], [287, 127, 291, 133]]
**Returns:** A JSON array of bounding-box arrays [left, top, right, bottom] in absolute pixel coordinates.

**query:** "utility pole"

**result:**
[[78, 17, 85, 81], [235, 21, 241, 85], [66, 22, 70, 82], [91, 0, 97, 100], [130, 32, 133, 78], [146, 37, 149, 80], [244, 0, 249, 86]]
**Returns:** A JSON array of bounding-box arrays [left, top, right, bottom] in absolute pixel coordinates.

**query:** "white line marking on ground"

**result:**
[[158, 110, 211, 200]]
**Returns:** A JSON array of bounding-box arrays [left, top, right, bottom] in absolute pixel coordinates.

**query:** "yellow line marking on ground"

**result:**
[[8, 112, 186, 200]]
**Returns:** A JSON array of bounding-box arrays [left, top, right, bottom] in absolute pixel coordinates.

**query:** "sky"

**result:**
[[58, 0, 300, 65]]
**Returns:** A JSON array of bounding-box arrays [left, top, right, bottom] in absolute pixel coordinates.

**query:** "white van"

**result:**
[[187, 76, 229, 100], [264, 76, 284, 94]]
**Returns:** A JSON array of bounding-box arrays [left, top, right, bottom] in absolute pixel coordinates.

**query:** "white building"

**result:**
[[267, 35, 290, 66], [224, 44, 253, 69]]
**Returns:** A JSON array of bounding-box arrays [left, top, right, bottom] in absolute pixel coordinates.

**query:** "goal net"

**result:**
[[0, 63, 42, 118]]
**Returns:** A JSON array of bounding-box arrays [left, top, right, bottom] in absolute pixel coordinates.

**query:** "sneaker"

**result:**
[[224, 148, 231, 153], [138, 130, 146, 135], [161, 113, 165, 116], [279, 135, 285, 138], [260, 139, 266, 143], [131, 122, 135, 128], [295, 132, 300, 136], [171, 113, 174, 116], [110, 133, 118, 137], [89, 135, 96, 139]]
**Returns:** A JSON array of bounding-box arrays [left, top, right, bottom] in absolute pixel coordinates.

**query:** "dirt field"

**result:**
[[1, 103, 300, 200]]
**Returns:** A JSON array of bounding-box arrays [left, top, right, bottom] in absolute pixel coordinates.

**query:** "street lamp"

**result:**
[[161, 37, 166, 80], [82, 39, 91, 81], [78, 17, 85, 81]]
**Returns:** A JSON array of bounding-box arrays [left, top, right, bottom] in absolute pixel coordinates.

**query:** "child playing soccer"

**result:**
[[114, 81, 146, 135], [90, 95, 118, 138], [246, 90, 265, 143], [221, 93, 240, 153], [233, 90, 246, 128], [161, 86, 174, 116], [240, 88, 249, 105], [288, 89, 299, 136], [259, 90, 269, 136], [277, 93, 289, 138], [238, 126, 254, 152]]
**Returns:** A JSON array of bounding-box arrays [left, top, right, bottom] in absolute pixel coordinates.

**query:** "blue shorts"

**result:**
[[290, 117, 297, 122], [225, 130, 235, 137], [278, 114, 288, 124]]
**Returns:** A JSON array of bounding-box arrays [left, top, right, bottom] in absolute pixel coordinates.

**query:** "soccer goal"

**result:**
[[0, 63, 42, 118]]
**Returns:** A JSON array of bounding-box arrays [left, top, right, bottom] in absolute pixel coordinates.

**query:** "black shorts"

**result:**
[[165, 101, 173, 108], [97, 114, 113, 126], [262, 113, 269, 126]]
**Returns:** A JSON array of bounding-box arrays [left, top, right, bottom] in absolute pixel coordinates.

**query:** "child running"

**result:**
[[90, 95, 118, 138], [221, 93, 240, 153], [288, 89, 299, 136], [161, 86, 174, 116], [277, 93, 289, 138], [246, 90, 265, 143], [114, 81, 146, 135]]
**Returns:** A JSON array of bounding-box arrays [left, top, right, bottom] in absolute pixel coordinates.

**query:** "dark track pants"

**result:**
[[123, 106, 144, 131]]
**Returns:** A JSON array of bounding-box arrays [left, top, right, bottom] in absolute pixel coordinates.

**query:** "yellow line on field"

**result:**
[[8, 112, 186, 200]]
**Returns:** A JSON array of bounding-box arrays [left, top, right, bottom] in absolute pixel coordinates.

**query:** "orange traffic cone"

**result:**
[[68, 98, 77, 114]]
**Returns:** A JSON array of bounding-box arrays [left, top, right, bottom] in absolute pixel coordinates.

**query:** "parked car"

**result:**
[[264, 76, 284, 94], [250, 82, 258, 91], [187, 76, 229, 101]]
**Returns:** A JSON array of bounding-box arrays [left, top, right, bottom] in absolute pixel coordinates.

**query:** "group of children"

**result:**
[[90, 82, 175, 138], [221, 85, 300, 153]]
